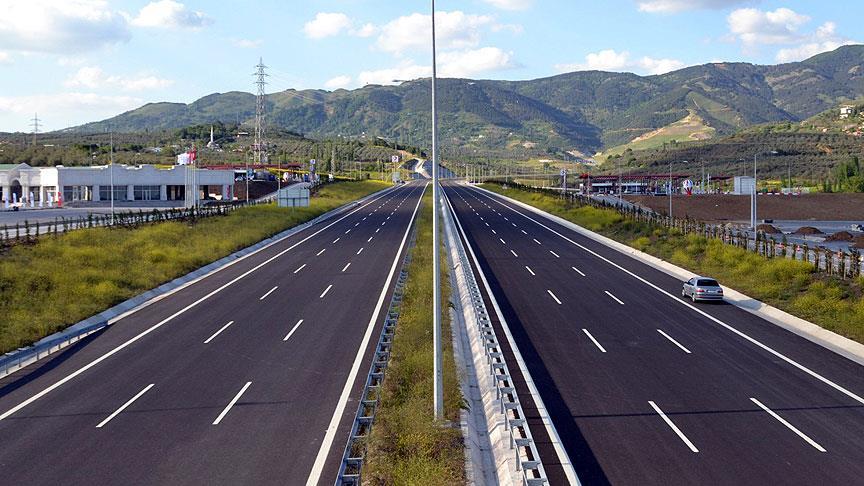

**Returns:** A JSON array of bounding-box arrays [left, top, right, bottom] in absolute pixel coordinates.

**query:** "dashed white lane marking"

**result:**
[[259, 286, 278, 301], [354, 222, 360, 227], [512, 223, 517, 227], [521, 230, 528, 235], [342, 262, 352, 272], [345, 229, 351, 235], [510, 249, 519, 257], [204, 320, 235, 344], [750, 398, 827, 452], [549, 250, 560, 258], [293, 264, 306, 274], [96, 383, 155, 428], [491, 229, 497, 235], [499, 238, 506, 245], [582, 329, 607, 353], [649, 401, 699, 453], [362, 217, 367, 221], [657, 329, 692, 354], [525, 266, 536, 276], [381, 221, 386, 226], [485, 222, 490, 227], [213, 382, 252, 425], [375, 228, 380, 233], [320, 284, 333, 298], [316, 249, 326, 256], [283, 319, 305, 342], [357, 247, 364, 255], [533, 238, 542, 245], [332, 237, 340, 244], [547, 289, 562, 305], [572, 267, 586, 277], [367, 236, 374, 242], [605, 290, 625, 305]]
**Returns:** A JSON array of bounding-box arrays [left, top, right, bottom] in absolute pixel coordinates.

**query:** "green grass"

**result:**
[[0, 180, 390, 354], [482, 183, 864, 344], [363, 189, 465, 485]]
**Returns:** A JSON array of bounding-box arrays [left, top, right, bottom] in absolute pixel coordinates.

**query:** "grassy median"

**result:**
[[363, 190, 465, 485], [0, 180, 390, 354], [481, 183, 864, 344]]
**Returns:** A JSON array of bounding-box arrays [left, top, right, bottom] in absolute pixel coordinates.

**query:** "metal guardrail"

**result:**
[[335, 217, 418, 485], [443, 192, 548, 485], [1, 319, 107, 377]]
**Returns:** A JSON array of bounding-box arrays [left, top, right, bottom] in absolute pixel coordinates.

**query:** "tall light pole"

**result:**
[[431, 0, 443, 421], [109, 130, 115, 225]]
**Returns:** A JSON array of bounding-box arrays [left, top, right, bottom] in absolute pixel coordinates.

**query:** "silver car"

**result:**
[[682, 277, 724, 302]]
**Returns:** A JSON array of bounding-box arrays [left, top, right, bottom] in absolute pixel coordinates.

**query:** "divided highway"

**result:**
[[0, 181, 426, 485], [443, 181, 864, 485]]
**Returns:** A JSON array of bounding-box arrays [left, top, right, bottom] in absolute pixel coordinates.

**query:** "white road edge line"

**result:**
[[0, 185, 402, 422], [582, 329, 607, 353], [212, 381, 252, 425], [320, 284, 333, 299], [259, 286, 279, 301], [657, 329, 692, 354], [648, 400, 699, 453], [305, 182, 427, 486], [572, 266, 586, 277], [204, 321, 235, 344], [604, 290, 624, 305], [96, 384, 154, 428], [444, 186, 580, 485], [750, 397, 827, 452], [470, 185, 864, 407], [293, 264, 306, 274], [283, 319, 305, 342]]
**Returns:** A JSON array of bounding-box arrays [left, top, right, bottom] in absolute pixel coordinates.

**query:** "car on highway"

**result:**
[[682, 276, 724, 302]]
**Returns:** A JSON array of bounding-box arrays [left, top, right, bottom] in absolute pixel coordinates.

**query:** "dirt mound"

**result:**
[[757, 224, 782, 234], [825, 231, 854, 242], [854, 236, 864, 249], [794, 226, 824, 235]]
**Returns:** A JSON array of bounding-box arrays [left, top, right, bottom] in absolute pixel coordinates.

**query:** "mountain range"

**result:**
[[66, 45, 864, 156]]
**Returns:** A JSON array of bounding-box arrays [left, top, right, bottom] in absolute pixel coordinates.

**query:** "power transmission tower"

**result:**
[[253, 58, 269, 167], [30, 113, 41, 146]]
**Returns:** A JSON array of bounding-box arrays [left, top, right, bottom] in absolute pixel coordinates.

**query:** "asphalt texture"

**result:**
[[443, 181, 864, 486], [0, 181, 426, 485]]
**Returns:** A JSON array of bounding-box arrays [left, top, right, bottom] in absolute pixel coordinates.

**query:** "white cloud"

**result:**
[[0, 52, 10, 64], [775, 22, 859, 63], [638, 0, 751, 13], [324, 75, 353, 90], [0, 0, 130, 54], [0, 92, 144, 130], [481, 0, 534, 11], [727, 7, 809, 45], [131, 0, 212, 30], [356, 23, 378, 38], [233, 38, 262, 49], [303, 12, 352, 39], [64, 66, 174, 91], [439, 47, 517, 78], [358, 63, 433, 87], [376, 11, 496, 56], [555, 49, 685, 75]]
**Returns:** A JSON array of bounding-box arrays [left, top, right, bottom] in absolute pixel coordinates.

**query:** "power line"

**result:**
[[253, 57, 269, 167]]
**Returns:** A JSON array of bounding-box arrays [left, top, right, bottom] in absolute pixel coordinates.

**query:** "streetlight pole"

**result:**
[[430, 0, 443, 421]]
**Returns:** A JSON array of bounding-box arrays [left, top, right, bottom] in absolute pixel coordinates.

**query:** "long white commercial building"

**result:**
[[0, 163, 235, 206]]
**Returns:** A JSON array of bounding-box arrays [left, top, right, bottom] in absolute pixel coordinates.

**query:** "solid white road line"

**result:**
[[293, 264, 306, 274], [549, 250, 560, 258], [259, 286, 279, 301], [605, 290, 625, 305], [649, 401, 699, 453], [525, 266, 536, 276], [306, 183, 427, 485], [0, 185, 405, 423], [658, 329, 692, 354], [342, 262, 352, 272], [283, 319, 305, 342], [582, 329, 607, 353], [572, 266, 586, 277], [510, 249, 519, 257], [357, 247, 364, 255], [96, 384, 154, 428], [547, 289, 563, 305], [471, 185, 864, 407], [533, 238, 542, 245], [213, 382, 252, 425], [750, 398, 827, 452], [316, 249, 326, 256], [204, 321, 235, 344]]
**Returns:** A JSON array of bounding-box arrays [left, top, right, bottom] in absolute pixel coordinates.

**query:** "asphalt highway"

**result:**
[[0, 181, 426, 485], [443, 181, 864, 486]]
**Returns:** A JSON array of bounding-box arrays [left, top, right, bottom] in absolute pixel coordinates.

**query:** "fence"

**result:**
[[497, 181, 864, 280]]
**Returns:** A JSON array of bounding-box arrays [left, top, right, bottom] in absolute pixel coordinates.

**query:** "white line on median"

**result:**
[[283, 319, 304, 342], [572, 267, 586, 277], [96, 384, 154, 428], [649, 400, 699, 453], [320, 284, 333, 299], [582, 329, 607, 353], [293, 264, 306, 274], [204, 321, 235, 344], [547, 289, 562, 305], [750, 398, 827, 452], [605, 290, 624, 305], [342, 262, 351, 272], [658, 329, 692, 354], [525, 266, 536, 276], [213, 382, 252, 425], [259, 286, 278, 301]]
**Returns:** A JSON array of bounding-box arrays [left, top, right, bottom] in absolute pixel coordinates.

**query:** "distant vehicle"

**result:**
[[849, 224, 864, 232], [682, 277, 724, 302]]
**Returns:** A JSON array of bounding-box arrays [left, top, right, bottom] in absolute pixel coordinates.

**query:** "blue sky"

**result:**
[[0, 0, 861, 131]]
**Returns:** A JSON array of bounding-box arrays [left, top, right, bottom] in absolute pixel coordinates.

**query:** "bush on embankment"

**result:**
[[0, 180, 389, 354]]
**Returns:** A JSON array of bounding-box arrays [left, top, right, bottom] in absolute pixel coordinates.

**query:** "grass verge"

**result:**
[[481, 183, 864, 344], [363, 189, 465, 484], [0, 180, 390, 354]]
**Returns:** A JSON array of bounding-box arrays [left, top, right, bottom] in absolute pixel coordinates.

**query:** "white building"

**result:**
[[0, 163, 235, 207], [733, 176, 755, 195], [840, 105, 855, 119]]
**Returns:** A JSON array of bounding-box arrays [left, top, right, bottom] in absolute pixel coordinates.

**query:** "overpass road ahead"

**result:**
[[0, 181, 426, 485], [443, 181, 864, 485]]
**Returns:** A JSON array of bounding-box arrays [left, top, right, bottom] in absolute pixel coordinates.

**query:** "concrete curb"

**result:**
[[474, 184, 864, 368], [0, 185, 396, 378]]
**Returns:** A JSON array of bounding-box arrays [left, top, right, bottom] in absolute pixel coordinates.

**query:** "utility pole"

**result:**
[[430, 0, 443, 421], [668, 160, 673, 221], [30, 113, 41, 146], [253, 57, 269, 202]]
